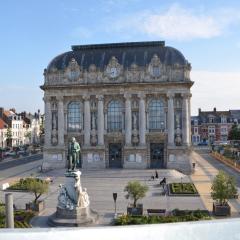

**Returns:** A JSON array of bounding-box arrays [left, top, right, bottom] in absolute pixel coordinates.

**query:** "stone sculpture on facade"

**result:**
[[68, 137, 81, 171]]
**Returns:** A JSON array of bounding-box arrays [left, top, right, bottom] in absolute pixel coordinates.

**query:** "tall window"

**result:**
[[149, 99, 165, 131], [107, 100, 123, 132], [67, 102, 82, 132]]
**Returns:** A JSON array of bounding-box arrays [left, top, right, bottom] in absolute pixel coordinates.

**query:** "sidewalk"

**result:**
[[191, 151, 240, 218]]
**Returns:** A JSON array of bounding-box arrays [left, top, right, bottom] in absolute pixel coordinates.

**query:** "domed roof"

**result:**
[[46, 41, 188, 72]]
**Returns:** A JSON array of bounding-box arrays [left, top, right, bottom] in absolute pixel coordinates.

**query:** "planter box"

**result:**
[[26, 200, 45, 213], [127, 204, 143, 216], [213, 202, 231, 216]]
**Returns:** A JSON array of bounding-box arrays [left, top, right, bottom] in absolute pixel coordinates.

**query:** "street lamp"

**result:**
[[113, 192, 117, 218]]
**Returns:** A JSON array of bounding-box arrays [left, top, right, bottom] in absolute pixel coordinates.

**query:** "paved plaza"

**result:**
[[0, 151, 240, 227]]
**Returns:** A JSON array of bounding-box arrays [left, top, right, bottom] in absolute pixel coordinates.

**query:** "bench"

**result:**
[[147, 209, 166, 216]]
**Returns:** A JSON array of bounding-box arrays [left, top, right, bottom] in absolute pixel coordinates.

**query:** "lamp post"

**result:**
[[113, 192, 117, 218]]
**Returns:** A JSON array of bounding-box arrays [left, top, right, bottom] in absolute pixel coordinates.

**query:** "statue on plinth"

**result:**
[[49, 169, 97, 227], [57, 171, 89, 210], [68, 137, 81, 171]]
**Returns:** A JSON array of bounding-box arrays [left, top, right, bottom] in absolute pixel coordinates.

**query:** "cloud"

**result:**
[[109, 4, 240, 40], [191, 70, 240, 115]]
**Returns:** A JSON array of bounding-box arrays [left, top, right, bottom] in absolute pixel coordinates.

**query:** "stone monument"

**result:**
[[48, 140, 98, 227]]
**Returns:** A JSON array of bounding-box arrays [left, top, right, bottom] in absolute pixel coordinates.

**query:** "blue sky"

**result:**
[[0, 0, 240, 115]]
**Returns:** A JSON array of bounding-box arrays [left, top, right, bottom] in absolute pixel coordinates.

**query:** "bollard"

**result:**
[[5, 193, 14, 228]]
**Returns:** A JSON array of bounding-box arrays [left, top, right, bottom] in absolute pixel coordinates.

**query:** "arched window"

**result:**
[[107, 100, 123, 132], [67, 102, 82, 132], [148, 99, 165, 131]]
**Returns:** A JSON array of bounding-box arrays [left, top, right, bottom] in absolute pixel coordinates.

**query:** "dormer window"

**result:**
[[209, 117, 214, 123]]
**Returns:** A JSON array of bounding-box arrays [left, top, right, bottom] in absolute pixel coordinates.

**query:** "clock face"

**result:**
[[110, 67, 117, 78]]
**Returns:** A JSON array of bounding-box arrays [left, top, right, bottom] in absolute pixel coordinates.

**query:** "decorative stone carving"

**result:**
[[175, 113, 182, 146], [87, 64, 98, 83], [65, 58, 82, 82], [126, 63, 140, 82], [105, 56, 123, 80], [148, 54, 161, 77]]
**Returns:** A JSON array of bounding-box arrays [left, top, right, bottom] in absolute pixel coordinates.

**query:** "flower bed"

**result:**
[[114, 210, 211, 225], [169, 183, 198, 196], [7, 178, 47, 191], [0, 204, 35, 228]]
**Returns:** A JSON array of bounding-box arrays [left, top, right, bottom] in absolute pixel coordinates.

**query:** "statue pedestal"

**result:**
[[48, 170, 98, 227], [48, 207, 98, 227]]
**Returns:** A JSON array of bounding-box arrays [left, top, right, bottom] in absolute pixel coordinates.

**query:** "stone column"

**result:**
[[138, 93, 146, 145], [5, 193, 14, 228], [167, 92, 175, 145], [57, 96, 64, 146], [44, 96, 51, 146], [97, 95, 104, 145], [83, 95, 91, 146], [182, 93, 191, 146], [124, 93, 132, 146]]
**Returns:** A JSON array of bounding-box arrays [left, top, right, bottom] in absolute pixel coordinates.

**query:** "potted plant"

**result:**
[[211, 170, 237, 216], [124, 181, 148, 216], [25, 178, 49, 212]]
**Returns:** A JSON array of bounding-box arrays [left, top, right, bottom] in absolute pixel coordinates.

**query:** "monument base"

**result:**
[[48, 206, 98, 227]]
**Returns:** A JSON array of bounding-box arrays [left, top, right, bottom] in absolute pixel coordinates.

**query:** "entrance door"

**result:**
[[109, 143, 122, 168], [150, 143, 164, 168]]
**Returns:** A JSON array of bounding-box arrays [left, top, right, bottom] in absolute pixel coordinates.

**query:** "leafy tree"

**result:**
[[6, 127, 12, 146], [124, 181, 148, 207], [211, 170, 237, 205], [26, 178, 49, 204], [228, 123, 240, 140]]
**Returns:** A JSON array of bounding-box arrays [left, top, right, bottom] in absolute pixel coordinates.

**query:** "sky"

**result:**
[[0, 0, 240, 115]]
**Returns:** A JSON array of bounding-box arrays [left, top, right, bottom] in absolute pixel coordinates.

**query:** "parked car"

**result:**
[[198, 142, 208, 146], [4, 150, 17, 157]]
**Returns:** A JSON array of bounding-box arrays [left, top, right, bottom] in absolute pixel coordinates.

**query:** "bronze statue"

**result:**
[[68, 137, 81, 171]]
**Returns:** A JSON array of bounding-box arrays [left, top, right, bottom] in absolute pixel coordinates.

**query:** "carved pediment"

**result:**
[[126, 63, 140, 82], [65, 58, 82, 81], [148, 54, 162, 78], [105, 56, 123, 79]]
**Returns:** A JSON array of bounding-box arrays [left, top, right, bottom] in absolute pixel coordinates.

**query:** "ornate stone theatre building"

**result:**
[[41, 41, 193, 174]]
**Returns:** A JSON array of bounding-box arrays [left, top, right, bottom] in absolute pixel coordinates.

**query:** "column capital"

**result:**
[[83, 94, 90, 101], [138, 92, 146, 100], [181, 93, 192, 99], [124, 93, 132, 100], [96, 95, 104, 101], [56, 96, 64, 102], [43, 96, 51, 102], [167, 92, 175, 99]]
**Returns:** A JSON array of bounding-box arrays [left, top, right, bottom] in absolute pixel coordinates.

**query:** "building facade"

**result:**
[[191, 108, 240, 145], [41, 41, 193, 174]]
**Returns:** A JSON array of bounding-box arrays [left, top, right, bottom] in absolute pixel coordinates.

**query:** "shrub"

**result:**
[[211, 170, 237, 205], [124, 181, 148, 207], [170, 183, 198, 195]]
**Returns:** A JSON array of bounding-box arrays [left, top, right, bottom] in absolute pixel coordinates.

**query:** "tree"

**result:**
[[24, 131, 31, 143], [6, 127, 12, 146], [228, 123, 240, 140], [26, 178, 49, 204], [124, 181, 148, 207], [211, 170, 237, 205]]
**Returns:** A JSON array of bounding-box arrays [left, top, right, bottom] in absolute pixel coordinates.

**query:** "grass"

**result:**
[[169, 183, 198, 195]]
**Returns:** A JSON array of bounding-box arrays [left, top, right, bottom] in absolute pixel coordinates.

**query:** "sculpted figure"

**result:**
[[68, 137, 81, 171]]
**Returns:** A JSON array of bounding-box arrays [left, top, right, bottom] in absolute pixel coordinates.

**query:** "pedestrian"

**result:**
[[155, 170, 159, 179]]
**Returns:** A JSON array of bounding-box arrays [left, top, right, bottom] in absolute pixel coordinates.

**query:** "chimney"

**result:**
[[0, 107, 4, 118], [198, 108, 201, 115], [214, 107, 216, 112]]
